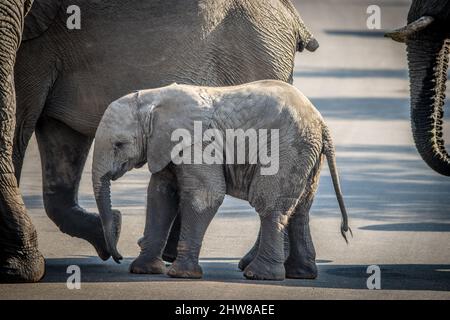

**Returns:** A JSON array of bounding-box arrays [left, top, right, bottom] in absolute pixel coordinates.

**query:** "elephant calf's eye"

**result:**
[[114, 142, 125, 149]]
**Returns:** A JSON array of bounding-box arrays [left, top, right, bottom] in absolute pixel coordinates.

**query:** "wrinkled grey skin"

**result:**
[[92, 80, 350, 280], [0, 0, 45, 283], [0, 0, 318, 281], [386, 1, 450, 176]]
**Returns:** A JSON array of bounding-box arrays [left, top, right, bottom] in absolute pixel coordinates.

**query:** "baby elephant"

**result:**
[[92, 80, 351, 280]]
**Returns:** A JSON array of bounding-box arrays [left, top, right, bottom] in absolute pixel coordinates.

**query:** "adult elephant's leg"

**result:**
[[0, 0, 45, 283], [0, 75, 45, 283], [13, 43, 54, 184], [162, 214, 180, 263], [13, 102, 45, 185], [35, 116, 112, 260], [284, 162, 322, 279], [130, 168, 179, 274]]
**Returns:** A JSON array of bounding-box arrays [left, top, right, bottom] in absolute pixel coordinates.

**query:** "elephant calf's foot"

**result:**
[[243, 258, 285, 281], [284, 258, 318, 279], [130, 255, 166, 274], [0, 250, 45, 283], [167, 259, 203, 279]]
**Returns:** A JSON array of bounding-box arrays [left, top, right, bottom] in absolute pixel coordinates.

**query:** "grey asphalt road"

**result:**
[[1, 0, 450, 299]]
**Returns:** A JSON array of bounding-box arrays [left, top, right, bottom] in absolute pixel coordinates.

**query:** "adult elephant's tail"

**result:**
[[322, 126, 352, 243], [296, 14, 319, 52], [281, 0, 319, 52]]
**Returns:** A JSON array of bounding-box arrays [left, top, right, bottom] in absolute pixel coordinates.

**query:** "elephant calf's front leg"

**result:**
[[130, 169, 179, 274], [167, 190, 224, 279]]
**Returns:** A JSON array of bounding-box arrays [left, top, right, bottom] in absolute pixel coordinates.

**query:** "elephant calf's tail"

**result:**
[[322, 126, 352, 243]]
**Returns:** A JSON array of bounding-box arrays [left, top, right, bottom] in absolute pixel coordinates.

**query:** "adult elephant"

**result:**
[[0, 0, 318, 282], [386, 0, 450, 175]]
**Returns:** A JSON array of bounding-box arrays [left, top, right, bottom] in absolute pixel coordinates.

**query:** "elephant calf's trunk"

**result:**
[[93, 173, 123, 263]]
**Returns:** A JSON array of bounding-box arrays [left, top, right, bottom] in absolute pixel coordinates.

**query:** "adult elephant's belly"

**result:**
[[35, 0, 297, 138], [41, 2, 198, 137], [43, 63, 179, 137]]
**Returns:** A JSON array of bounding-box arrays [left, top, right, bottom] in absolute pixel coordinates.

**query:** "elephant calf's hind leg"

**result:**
[[284, 166, 321, 279], [238, 229, 260, 271], [243, 211, 286, 281]]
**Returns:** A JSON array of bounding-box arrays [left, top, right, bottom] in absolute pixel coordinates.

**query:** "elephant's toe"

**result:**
[[0, 250, 45, 283], [238, 253, 256, 271], [243, 259, 285, 281], [129, 256, 166, 274], [167, 260, 202, 279], [285, 260, 318, 279]]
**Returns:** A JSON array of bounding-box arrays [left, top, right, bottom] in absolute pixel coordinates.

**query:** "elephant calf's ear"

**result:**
[[145, 94, 214, 174], [146, 122, 176, 174]]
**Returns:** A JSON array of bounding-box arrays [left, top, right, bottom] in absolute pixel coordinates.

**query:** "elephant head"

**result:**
[[386, 0, 450, 175], [92, 85, 213, 262], [92, 94, 143, 263]]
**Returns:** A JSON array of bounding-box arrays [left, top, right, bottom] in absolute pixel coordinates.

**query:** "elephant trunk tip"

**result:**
[[109, 209, 123, 263]]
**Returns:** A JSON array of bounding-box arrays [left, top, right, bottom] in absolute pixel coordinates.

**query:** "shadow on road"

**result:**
[[360, 223, 450, 232], [295, 69, 408, 79], [310, 97, 450, 121], [314, 144, 450, 224], [41, 257, 450, 291], [312, 97, 411, 120], [324, 29, 387, 38]]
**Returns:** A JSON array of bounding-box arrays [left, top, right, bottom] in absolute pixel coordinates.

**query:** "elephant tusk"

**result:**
[[385, 16, 434, 43]]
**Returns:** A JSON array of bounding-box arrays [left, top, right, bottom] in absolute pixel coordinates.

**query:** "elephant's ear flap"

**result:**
[[144, 91, 214, 174], [22, 0, 63, 41]]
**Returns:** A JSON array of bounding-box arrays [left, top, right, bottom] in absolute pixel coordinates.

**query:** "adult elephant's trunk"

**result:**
[[407, 38, 450, 176], [0, 0, 45, 283], [92, 155, 123, 263]]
